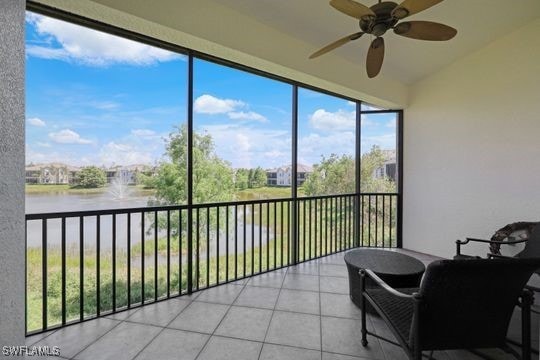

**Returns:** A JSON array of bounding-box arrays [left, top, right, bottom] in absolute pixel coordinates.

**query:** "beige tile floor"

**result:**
[[26, 249, 536, 360]]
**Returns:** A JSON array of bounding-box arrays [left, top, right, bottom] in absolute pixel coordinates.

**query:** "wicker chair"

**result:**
[[360, 258, 540, 360]]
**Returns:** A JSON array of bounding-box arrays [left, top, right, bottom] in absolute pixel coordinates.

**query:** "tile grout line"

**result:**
[[131, 296, 198, 360], [69, 318, 125, 359], [257, 264, 290, 360], [193, 282, 248, 360]]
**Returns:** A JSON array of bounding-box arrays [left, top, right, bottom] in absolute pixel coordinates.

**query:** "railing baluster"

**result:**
[[266, 202, 270, 269], [154, 210, 158, 301], [349, 196, 353, 249], [141, 212, 145, 304], [333, 197, 336, 252], [61, 217, 66, 326], [234, 204, 238, 279], [361, 196, 364, 247], [179, 209, 183, 294], [309, 200, 312, 260], [287, 201, 291, 265], [243, 204, 246, 278], [274, 202, 277, 269], [368, 196, 372, 247], [375, 196, 379, 247], [252, 203, 256, 275], [338, 197, 342, 251], [302, 200, 306, 261], [79, 216, 84, 321], [226, 206, 229, 283], [42, 219, 47, 331], [206, 208, 210, 288], [382, 196, 386, 248], [314, 199, 318, 257], [96, 215, 101, 315], [259, 203, 262, 272], [112, 214, 116, 311], [127, 213, 131, 308], [216, 206, 220, 284], [196, 208, 200, 290], [389, 195, 393, 246], [167, 210, 171, 298], [280, 201, 284, 267]]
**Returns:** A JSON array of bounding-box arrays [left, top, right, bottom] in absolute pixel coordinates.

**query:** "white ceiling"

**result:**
[[216, 0, 540, 84]]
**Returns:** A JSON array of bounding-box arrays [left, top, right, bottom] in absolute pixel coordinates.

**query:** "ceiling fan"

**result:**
[[309, 0, 457, 78]]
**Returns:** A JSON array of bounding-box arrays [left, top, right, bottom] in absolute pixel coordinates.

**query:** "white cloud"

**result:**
[[37, 142, 51, 148], [228, 111, 267, 122], [99, 141, 153, 166], [26, 13, 181, 66], [309, 109, 355, 131], [28, 117, 46, 127], [200, 124, 290, 168], [347, 101, 356, 106], [194, 94, 244, 114], [298, 131, 355, 161], [386, 119, 396, 128], [194, 94, 268, 124], [131, 129, 158, 138], [48, 129, 92, 144], [361, 134, 396, 152]]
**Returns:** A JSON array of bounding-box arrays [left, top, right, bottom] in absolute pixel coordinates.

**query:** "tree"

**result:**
[[303, 146, 395, 196], [234, 168, 249, 190], [74, 166, 107, 188], [250, 167, 267, 188], [303, 154, 355, 196], [151, 124, 235, 205], [359, 146, 396, 193]]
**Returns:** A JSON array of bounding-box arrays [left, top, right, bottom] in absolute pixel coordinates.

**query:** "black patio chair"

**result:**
[[360, 258, 540, 360], [455, 222, 540, 261], [456, 223, 540, 304]]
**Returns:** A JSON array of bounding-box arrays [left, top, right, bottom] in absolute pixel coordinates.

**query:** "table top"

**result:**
[[344, 249, 425, 277]]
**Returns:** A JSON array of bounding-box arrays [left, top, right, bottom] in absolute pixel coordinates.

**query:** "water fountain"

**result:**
[[108, 177, 132, 200]]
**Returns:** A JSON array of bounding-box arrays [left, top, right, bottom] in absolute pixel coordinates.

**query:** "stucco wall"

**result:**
[[0, 0, 26, 346], [403, 18, 540, 259]]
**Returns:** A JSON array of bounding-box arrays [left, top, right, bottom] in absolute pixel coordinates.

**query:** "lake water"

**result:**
[[26, 187, 273, 253]]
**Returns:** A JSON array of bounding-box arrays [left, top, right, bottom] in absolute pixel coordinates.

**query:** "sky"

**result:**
[[25, 11, 397, 170]]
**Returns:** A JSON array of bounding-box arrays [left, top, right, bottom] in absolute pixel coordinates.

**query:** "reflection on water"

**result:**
[[25, 188, 273, 254]]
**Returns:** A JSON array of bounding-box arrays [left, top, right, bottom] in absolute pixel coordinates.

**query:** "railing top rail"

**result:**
[[25, 192, 398, 220]]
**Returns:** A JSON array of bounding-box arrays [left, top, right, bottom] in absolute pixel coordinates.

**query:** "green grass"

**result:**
[[235, 186, 305, 200]]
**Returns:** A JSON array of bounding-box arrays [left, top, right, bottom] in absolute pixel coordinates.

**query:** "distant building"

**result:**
[[105, 164, 154, 185], [374, 150, 397, 181], [25, 163, 80, 184], [266, 164, 313, 186], [25, 163, 155, 185]]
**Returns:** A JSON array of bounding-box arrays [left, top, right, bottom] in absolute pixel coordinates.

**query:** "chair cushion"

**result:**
[[366, 288, 418, 345]]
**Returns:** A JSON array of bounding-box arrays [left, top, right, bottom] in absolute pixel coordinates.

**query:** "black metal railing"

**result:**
[[25, 193, 398, 334]]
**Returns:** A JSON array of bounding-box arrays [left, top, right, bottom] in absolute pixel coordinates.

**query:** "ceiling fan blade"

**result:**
[[394, 21, 457, 41], [366, 37, 385, 78], [330, 0, 375, 20], [391, 0, 444, 19], [309, 32, 364, 59]]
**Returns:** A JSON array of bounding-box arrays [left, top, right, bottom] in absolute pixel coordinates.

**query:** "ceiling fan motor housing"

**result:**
[[360, 1, 399, 36]]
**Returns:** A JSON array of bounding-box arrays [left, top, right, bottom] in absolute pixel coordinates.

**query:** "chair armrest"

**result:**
[[460, 237, 528, 245], [456, 237, 528, 256], [360, 269, 416, 299], [525, 284, 540, 293]]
